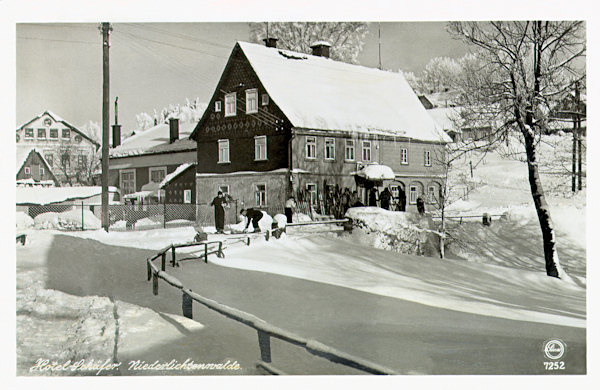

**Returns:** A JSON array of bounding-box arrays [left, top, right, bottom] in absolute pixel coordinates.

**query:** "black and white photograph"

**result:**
[[3, 0, 596, 388]]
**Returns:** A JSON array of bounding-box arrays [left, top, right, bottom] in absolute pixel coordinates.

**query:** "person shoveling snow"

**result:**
[[228, 209, 273, 234]]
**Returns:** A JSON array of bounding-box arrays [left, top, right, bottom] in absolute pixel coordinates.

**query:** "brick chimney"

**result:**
[[263, 37, 278, 48], [310, 41, 331, 58], [169, 117, 179, 144]]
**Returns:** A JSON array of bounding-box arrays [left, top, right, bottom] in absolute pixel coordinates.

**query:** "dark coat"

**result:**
[[211, 196, 227, 230]]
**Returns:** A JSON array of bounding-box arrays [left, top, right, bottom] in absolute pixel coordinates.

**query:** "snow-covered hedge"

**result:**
[[345, 207, 438, 256], [34, 208, 101, 230]]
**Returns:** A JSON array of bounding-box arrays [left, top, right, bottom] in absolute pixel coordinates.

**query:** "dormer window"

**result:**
[[246, 89, 258, 114], [215, 101, 222, 112], [225, 93, 236, 117]]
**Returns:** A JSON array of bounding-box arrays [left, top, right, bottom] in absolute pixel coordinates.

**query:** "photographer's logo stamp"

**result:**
[[543, 339, 566, 371]]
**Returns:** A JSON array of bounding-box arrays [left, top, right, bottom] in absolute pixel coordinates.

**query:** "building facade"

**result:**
[[191, 41, 450, 214], [16, 148, 60, 187], [108, 118, 198, 204], [16, 111, 100, 185]]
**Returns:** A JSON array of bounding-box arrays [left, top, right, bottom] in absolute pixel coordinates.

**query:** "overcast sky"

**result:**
[[16, 22, 471, 132]]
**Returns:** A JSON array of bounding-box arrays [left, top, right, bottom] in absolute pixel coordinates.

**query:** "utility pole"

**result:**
[[100, 22, 112, 231]]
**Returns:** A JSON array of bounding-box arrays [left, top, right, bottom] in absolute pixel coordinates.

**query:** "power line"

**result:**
[[17, 36, 98, 45], [121, 23, 231, 50]]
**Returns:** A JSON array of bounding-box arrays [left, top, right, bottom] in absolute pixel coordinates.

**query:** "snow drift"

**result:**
[[345, 207, 439, 256]]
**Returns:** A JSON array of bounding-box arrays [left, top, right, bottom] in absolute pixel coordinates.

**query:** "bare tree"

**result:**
[[249, 22, 369, 64], [447, 21, 585, 278]]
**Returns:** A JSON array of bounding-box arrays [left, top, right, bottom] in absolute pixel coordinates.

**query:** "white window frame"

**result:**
[[62, 128, 71, 139], [45, 153, 53, 166], [409, 185, 418, 204], [24, 166, 30, 174], [254, 135, 267, 161], [424, 150, 432, 167], [183, 189, 192, 204], [324, 138, 335, 160], [149, 166, 167, 183], [390, 185, 399, 199], [218, 139, 230, 163], [40, 166, 45, 176], [254, 183, 267, 207], [306, 183, 318, 206], [262, 94, 269, 106], [215, 101, 222, 112], [362, 140, 372, 162], [37, 128, 46, 139], [120, 169, 136, 195], [49, 128, 58, 139], [246, 89, 258, 114], [428, 185, 436, 204], [345, 139, 355, 161], [306, 136, 316, 159], [224, 93, 236, 117], [218, 185, 230, 196], [401, 148, 409, 165], [24, 128, 34, 139]]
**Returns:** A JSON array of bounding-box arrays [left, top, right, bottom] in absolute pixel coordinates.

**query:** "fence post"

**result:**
[[217, 241, 224, 258], [161, 252, 166, 271], [204, 243, 208, 263], [163, 203, 167, 229], [246, 237, 250, 246], [152, 272, 158, 296], [147, 260, 151, 281], [257, 330, 272, 363], [182, 292, 193, 319], [171, 246, 176, 267], [265, 230, 270, 241], [81, 201, 85, 231]]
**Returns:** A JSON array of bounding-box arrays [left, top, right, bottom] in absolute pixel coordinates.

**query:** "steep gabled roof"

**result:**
[[16, 147, 60, 185], [16, 111, 100, 149], [110, 122, 197, 158], [193, 41, 451, 143]]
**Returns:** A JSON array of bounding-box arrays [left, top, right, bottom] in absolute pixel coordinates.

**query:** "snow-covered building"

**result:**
[[16, 148, 60, 187], [190, 40, 451, 212], [16, 111, 100, 185], [108, 118, 198, 203]]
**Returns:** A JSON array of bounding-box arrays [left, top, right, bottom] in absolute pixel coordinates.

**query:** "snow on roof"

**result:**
[[16, 186, 119, 205], [352, 163, 396, 180], [16, 147, 53, 175], [17, 111, 100, 147], [237, 42, 451, 143], [428, 107, 463, 132], [110, 122, 197, 158], [159, 162, 194, 188]]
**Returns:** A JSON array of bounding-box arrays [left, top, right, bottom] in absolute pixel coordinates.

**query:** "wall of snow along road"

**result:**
[[345, 207, 439, 256], [33, 207, 101, 230]]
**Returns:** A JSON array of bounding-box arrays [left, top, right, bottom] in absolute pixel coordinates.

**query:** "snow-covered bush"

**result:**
[[345, 207, 438, 256], [33, 208, 101, 230], [273, 214, 287, 228], [16, 212, 34, 230]]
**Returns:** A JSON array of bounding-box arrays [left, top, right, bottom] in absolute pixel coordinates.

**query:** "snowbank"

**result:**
[[16, 211, 34, 230], [273, 214, 287, 228], [33, 208, 101, 230], [345, 207, 438, 256]]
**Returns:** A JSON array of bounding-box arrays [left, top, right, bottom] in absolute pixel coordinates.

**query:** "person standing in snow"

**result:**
[[241, 208, 263, 232], [210, 191, 227, 233], [416, 196, 425, 215], [398, 186, 407, 211], [368, 188, 378, 207], [285, 196, 296, 223], [379, 187, 392, 210]]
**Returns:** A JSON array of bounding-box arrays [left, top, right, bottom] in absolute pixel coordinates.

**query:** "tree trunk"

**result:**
[[522, 132, 564, 278]]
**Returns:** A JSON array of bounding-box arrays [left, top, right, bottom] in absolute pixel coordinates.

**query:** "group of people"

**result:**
[[210, 190, 266, 233], [209, 183, 417, 234]]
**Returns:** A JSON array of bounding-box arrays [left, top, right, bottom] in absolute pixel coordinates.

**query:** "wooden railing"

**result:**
[[145, 231, 396, 375]]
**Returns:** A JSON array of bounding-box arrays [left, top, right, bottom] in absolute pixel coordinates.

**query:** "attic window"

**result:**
[[262, 94, 269, 106], [24, 128, 34, 138], [278, 50, 308, 60], [215, 101, 222, 112]]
